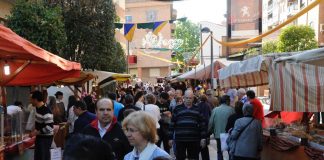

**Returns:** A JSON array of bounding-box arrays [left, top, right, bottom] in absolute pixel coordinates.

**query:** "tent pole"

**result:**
[[0, 86, 6, 146]]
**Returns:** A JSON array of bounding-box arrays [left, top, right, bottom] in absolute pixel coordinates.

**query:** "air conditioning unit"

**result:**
[[320, 24, 324, 33]]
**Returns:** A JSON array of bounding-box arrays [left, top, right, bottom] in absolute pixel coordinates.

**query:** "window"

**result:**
[[149, 68, 160, 77], [146, 10, 157, 22], [125, 15, 132, 23]]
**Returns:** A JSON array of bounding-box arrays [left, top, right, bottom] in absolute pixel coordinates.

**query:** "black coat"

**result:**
[[82, 117, 132, 160]]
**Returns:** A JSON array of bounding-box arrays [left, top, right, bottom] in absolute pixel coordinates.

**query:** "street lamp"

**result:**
[[201, 27, 215, 89]]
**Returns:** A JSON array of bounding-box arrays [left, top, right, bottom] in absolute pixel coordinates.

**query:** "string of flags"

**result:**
[[116, 17, 187, 41]]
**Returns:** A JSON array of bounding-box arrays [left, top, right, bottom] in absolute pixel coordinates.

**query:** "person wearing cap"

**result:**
[[227, 104, 262, 160]]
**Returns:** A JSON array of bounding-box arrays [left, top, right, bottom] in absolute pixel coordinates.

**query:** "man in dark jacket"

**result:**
[[156, 92, 171, 153], [73, 101, 96, 134], [168, 90, 207, 160], [82, 98, 132, 160], [197, 94, 211, 160]]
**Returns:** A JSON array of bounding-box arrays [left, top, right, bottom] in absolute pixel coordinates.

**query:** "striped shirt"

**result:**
[[35, 105, 54, 136], [168, 104, 206, 142]]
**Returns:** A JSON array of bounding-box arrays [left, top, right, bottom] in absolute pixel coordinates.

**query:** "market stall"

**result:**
[[176, 58, 231, 80], [266, 48, 324, 160], [217, 48, 324, 159], [269, 48, 324, 112], [98, 71, 131, 96], [0, 24, 81, 158], [218, 55, 271, 89]]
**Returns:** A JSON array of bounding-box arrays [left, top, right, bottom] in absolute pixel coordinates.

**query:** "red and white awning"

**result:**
[[269, 48, 324, 112]]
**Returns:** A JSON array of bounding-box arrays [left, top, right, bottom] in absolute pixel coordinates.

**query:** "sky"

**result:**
[[173, 0, 227, 24]]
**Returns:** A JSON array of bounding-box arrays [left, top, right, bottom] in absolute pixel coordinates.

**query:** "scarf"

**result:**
[[129, 143, 157, 160]]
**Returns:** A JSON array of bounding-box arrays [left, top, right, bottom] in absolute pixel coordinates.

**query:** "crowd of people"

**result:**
[[26, 83, 265, 160]]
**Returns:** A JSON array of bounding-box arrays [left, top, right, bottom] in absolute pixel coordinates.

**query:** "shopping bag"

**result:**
[[220, 133, 229, 151], [50, 147, 62, 160]]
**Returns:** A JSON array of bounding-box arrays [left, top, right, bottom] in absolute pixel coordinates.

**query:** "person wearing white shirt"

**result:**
[[143, 93, 161, 129]]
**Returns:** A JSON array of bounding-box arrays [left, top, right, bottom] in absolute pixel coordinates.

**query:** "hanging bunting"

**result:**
[[124, 24, 136, 41], [153, 21, 168, 35], [137, 22, 154, 29], [115, 17, 187, 29], [115, 23, 123, 29]]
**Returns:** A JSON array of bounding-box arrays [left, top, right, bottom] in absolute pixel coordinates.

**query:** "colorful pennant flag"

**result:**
[[153, 21, 168, 35], [124, 24, 136, 41], [137, 22, 154, 29]]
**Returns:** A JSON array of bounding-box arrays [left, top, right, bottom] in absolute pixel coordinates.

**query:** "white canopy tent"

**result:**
[[176, 58, 236, 81], [218, 55, 271, 88]]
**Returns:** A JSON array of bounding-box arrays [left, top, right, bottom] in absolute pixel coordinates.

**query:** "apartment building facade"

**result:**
[[114, 0, 175, 83], [262, 0, 324, 45]]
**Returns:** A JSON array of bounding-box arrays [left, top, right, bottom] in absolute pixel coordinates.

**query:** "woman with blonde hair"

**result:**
[[123, 111, 171, 160]]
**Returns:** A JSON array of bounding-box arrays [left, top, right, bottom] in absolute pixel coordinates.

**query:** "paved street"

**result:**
[[167, 138, 229, 160]]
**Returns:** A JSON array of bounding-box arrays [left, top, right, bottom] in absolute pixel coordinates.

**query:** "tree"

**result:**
[[110, 42, 126, 73], [7, 0, 66, 56], [173, 20, 200, 70], [262, 40, 279, 54], [278, 25, 317, 52], [62, 0, 125, 72]]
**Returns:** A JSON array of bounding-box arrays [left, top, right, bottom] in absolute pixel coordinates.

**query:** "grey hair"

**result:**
[[96, 98, 114, 110], [184, 89, 194, 97], [242, 103, 254, 116], [238, 88, 246, 95]]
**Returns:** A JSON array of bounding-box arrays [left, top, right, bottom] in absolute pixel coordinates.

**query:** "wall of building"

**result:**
[[115, 0, 173, 83], [139, 67, 169, 83], [0, 0, 13, 23], [199, 21, 226, 65]]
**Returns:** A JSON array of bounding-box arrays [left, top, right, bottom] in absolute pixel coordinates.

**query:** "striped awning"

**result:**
[[218, 55, 271, 88], [269, 48, 324, 112], [269, 63, 324, 112]]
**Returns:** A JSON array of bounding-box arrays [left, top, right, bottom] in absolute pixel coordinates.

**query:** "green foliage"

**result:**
[[63, 0, 125, 72], [110, 42, 126, 73], [262, 40, 279, 54], [173, 20, 200, 70], [245, 48, 258, 56], [7, 0, 66, 55], [278, 25, 317, 52]]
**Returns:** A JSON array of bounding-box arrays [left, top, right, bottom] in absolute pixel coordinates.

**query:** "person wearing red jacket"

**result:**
[[246, 90, 264, 122]]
